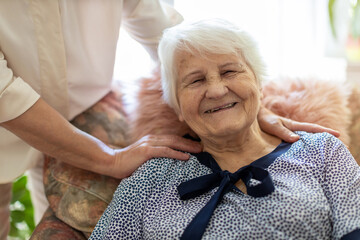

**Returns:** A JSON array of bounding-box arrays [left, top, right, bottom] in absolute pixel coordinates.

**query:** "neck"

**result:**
[[201, 121, 281, 172]]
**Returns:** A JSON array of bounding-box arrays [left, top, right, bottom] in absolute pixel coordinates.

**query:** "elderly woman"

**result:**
[[90, 19, 360, 239]]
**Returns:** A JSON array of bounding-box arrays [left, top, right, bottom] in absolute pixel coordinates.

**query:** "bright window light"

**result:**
[[113, 0, 347, 84]]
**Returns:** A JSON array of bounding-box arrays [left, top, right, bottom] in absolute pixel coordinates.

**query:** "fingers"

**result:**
[[258, 112, 300, 143], [146, 146, 190, 161], [110, 137, 195, 178], [140, 135, 202, 153], [282, 118, 341, 138], [268, 121, 300, 143], [258, 106, 341, 143]]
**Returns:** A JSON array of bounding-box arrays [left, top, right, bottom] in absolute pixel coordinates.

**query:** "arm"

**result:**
[[257, 105, 340, 143], [122, 0, 183, 61], [1, 98, 201, 179], [0, 50, 200, 179], [0, 51, 40, 123], [1, 98, 116, 176]]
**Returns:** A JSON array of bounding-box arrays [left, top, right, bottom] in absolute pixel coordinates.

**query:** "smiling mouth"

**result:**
[[205, 102, 237, 113]]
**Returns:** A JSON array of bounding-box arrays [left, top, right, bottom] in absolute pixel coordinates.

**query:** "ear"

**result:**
[[178, 112, 184, 122], [176, 102, 185, 122]]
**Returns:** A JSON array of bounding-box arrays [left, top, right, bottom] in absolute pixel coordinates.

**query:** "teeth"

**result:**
[[206, 103, 235, 113]]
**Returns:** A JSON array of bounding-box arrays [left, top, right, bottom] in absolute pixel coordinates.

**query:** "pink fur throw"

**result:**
[[128, 72, 351, 145], [262, 78, 351, 145], [128, 70, 192, 143]]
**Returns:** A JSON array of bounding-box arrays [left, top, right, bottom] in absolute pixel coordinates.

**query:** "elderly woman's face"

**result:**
[[175, 51, 262, 139]]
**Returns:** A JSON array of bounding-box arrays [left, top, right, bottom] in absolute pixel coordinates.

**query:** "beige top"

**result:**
[[0, 0, 182, 183]]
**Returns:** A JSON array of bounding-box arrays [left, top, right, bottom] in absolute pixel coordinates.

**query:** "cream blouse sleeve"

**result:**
[[122, 0, 183, 61], [0, 50, 40, 123]]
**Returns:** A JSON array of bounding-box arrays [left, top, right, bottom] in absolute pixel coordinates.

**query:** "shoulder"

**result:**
[[296, 131, 338, 143], [292, 131, 352, 165], [295, 131, 343, 151], [281, 131, 344, 167], [129, 154, 210, 184]]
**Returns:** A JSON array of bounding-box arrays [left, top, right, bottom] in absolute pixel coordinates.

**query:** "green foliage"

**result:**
[[328, 0, 337, 38], [350, 0, 360, 38], [9, 175, 35, 240], [329, 0, 360, 39]]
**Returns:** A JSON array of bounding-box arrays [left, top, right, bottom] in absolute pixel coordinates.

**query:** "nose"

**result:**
[[205, 75, 229, 99]]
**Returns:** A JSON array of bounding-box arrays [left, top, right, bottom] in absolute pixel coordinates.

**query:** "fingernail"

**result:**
[[291, 134, 299, 139]]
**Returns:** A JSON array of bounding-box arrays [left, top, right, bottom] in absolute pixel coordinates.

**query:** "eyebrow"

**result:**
[[219, 62, 242, 68], [181, 70, 203, 83]]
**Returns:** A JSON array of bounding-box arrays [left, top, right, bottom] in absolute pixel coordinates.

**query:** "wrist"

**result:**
[[91, 144, 117, 176]]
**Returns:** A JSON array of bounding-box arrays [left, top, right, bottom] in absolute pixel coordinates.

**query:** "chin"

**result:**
[[208, 118, 256, 137], [209, 124, 245, 137]]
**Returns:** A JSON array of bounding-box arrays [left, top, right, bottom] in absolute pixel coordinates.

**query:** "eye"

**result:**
[[190, 78, 204, 85], [221, 70, 237, 77]]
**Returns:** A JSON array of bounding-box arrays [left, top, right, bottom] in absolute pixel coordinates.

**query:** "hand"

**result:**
[[258, 106, 340, 143], [108, 134, 202, 179]]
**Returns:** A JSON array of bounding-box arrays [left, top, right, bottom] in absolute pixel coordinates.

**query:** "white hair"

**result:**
[[158, 18, 267, 114]]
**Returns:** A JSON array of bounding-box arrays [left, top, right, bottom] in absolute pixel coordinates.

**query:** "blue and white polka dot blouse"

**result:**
[[90, 132, 360, 239]]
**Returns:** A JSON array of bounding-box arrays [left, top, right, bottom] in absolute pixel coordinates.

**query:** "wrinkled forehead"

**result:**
[[174, 48, 247, 74], [173, 48, 259, 89], [174, 50, 196, 73]]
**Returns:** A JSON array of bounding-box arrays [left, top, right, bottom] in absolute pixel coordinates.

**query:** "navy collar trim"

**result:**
[[193, 141, 292, 172]]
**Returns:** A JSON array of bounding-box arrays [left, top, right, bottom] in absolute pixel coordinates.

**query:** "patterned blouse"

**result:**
[[90, 132, 360, 239]]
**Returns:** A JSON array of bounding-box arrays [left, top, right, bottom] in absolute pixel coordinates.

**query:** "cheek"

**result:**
[[177, 89, 202, 121], [248, 89, 262, 115], [234, 81, 259, 99], [238, 83, 261, 113], [180, 93, 199, 114]]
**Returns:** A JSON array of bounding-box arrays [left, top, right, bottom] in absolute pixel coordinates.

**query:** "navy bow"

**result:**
[[177, 153, 275, 240]]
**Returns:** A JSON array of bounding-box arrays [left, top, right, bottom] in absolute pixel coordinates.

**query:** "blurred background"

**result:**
[[115, 0, 360, 83], [12, 0, 359, 239]]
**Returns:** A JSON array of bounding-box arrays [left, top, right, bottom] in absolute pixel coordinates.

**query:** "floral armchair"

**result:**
[[30, 76, 360, 239]]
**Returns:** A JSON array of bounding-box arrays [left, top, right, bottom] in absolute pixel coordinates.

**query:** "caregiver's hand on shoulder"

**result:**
[[109, 135, 202, 179], [258, 106, 340, 143]]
